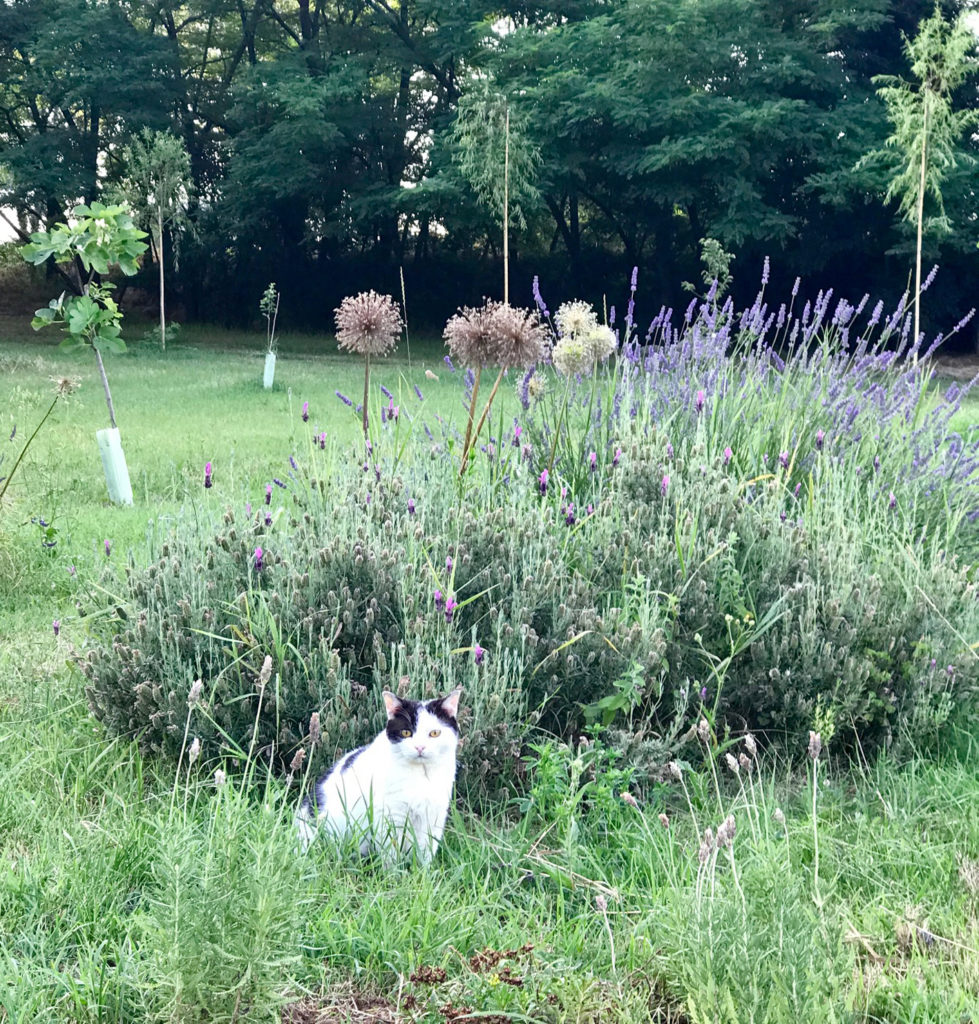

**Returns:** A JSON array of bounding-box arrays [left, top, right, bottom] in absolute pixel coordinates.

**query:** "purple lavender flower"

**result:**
[[264, 510, 272, 526], [265, 484, 272, 505], [444, 355, 456, 372], [380, 385, 393, 400], [666, 442, 674, 460], [254, 546, 264, 571], [723, 446, 733, 465], [780, 510, 787, 522], [815, 430, 825, 451], [67, 565, 76, 577], [414, 384, 424, 401], [761, 256, 770, 287], [434, 589, 444, 611], [408, 498, 416, 515], [889, 492, 897, 510], [513, 424, 523, 447], [336, 390, 353, 407], [661, 474, 670, 496], [446, 555, 453, 572], [245, 502, 252, 517], [779, 451, 789, 469], [104, 539, 111, 557], [613, 448, 621, 468], [289, 455, 298, 471], [8, 425, 15, 441], [521, 443, 532, 461], [539, 469, 549, 496], [695, 389, 705, 413], [319, 432, 326, 449], [586, 504, 594, 516], [699, 685, 707, 702], [873, 455, 880, 473], [273, 478, 286, 489], [444, 595, 457, 623], [204, 461, 212, 488], [474, 642, 485, 666], [53, 620, 60, 637], [302, 401, 309, 422], [532, 275, 549, 317], [565, 503, 576, 526], [589, 451, 597, 472]]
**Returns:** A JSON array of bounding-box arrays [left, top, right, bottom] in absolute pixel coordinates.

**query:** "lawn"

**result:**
[[1, 308, 978, 1023]]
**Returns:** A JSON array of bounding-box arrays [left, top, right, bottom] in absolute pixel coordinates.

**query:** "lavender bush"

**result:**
[[81, 270, 979, 801]]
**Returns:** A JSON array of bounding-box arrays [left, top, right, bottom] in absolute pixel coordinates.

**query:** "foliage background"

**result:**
[[0, 0, 977, 340]]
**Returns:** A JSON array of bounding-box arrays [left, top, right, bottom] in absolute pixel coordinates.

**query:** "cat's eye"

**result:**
[[400, 728, 413, 738], [429, 729, 441, 738]]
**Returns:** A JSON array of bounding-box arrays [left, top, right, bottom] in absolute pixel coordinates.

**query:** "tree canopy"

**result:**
[[1, 0, 975, 336]]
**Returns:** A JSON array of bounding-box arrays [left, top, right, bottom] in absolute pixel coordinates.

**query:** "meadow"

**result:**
[[1, 281, 979, 1024]]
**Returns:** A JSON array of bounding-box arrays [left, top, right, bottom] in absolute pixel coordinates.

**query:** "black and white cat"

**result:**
[[296, 689, 462, 865]]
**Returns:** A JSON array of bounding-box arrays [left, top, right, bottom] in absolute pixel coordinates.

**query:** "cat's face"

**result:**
[[382, 690, 461, 766]]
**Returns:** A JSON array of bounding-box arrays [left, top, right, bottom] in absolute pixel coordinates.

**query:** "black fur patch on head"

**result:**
[[426, 696, 460, 734], [385, 698, 420, 743]]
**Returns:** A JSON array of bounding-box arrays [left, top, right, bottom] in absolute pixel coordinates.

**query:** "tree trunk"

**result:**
[[94, 346, 118, 429], [913, 102, 928, 362], [158, 210, 166, 352], [503, 104, 509, 305]]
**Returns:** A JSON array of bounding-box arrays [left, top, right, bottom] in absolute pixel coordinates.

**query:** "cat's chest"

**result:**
[[381, 764, 452, 810]]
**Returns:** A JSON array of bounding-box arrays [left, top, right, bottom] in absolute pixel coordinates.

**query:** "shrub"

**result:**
[[80, 272, 979, 802]]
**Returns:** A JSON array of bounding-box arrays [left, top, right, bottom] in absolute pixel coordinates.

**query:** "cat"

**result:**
[[296, 688, 462, 866]]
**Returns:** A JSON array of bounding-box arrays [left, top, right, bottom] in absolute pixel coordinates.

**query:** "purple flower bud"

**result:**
[[666, 442, 674, 460], [254, 546, 264, 571], [560, 486, 567, 499], [695, 390, 705, 413], [245, 502, 252, 517], [513, 424, 522, 447], [539, 469, 549, 495], [408, 498, 416, 515], [613, 447, 621, 468], [52, 620, 60, 637], [319, 432, 326, 449], [444, 595, 457, 623], [888, 492, 896, 510], [565, 503, 575, 526], [289, 455, 297, 471], [204, 461, 212, 488], [392, 405, 399, 421], [302, 401, 309, 422], [336, 390, 353, 407], [273, 478, 286, 489], [779, 451, 789, 469], [265, 484, 272, 504], [67, 565, 76, 577], [446, 555, 453, 572], [521, 443, 532, 461], [588, 451, 597, 472], [700, 685, 707, 702], [873, 455, 880, 473], [661, 474, 670, 496], [380, 385, 393, 400], [434, 589, 444, 611], [815, 430, 825, 451], [414, 384, 424, 401], [474, 642, 485, 666], [104, 539, 111, 557], [723, 446, 733, 465], [444, 355, 455, 371], [780, 510, 787, 522], [264, 510, 272, 526]]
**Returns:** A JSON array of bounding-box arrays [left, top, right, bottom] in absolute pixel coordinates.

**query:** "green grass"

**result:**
[[2, 325, 979, 1022]]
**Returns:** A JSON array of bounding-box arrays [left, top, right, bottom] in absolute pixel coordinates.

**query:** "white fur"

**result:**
[[296, 690, 460, 866]]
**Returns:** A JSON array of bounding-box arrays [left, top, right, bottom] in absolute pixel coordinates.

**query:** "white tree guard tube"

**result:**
[[263, 351, 277, 389], [96, 427, 134, 506]]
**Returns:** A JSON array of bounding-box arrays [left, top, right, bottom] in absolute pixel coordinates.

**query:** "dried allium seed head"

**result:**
[[744, 733, 757, 758], [214, 768, 226, 787], [725, 752, 740, 774], [697, 717, 711, 744], [50, 375, 81, 397], [555, 300, 599, 340], [309, 711, 321, 746], [658, 813, 670, 829], [187, 679, 203, 706], [773, 807, 786, 826], [335, 290, 402, 357], [443, 300, 545, 369], [583, 325, 616, 365], [668, 761, 682, 782], [289, 747, 306, 773], [716, 814, 736, 848], [739, 752, 752, 773], [619, 791, 639, 808], [595, 894, 608, 913], [808, 730, 822, 761], [552, 335, 589, 377], [188, 736, 201, 766], [258, 655, 273, 687]]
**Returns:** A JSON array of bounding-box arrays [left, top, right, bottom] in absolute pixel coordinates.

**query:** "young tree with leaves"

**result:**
[[869, 6, 977, 349], [115, 129, 194, 352]]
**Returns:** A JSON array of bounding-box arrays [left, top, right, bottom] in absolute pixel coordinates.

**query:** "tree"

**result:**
[[115, 128, 194, 351], [868, 6, 977, 349]]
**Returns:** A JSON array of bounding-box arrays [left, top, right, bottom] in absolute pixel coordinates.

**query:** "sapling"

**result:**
[[21, 201, 148, 503]]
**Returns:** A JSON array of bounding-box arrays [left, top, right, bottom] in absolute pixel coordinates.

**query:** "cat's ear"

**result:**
[[382, 690, 405, 719], [437, 688, 462, 719]]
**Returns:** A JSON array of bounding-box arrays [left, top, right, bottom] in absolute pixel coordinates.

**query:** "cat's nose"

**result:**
[[415, 745, 426, 756]]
